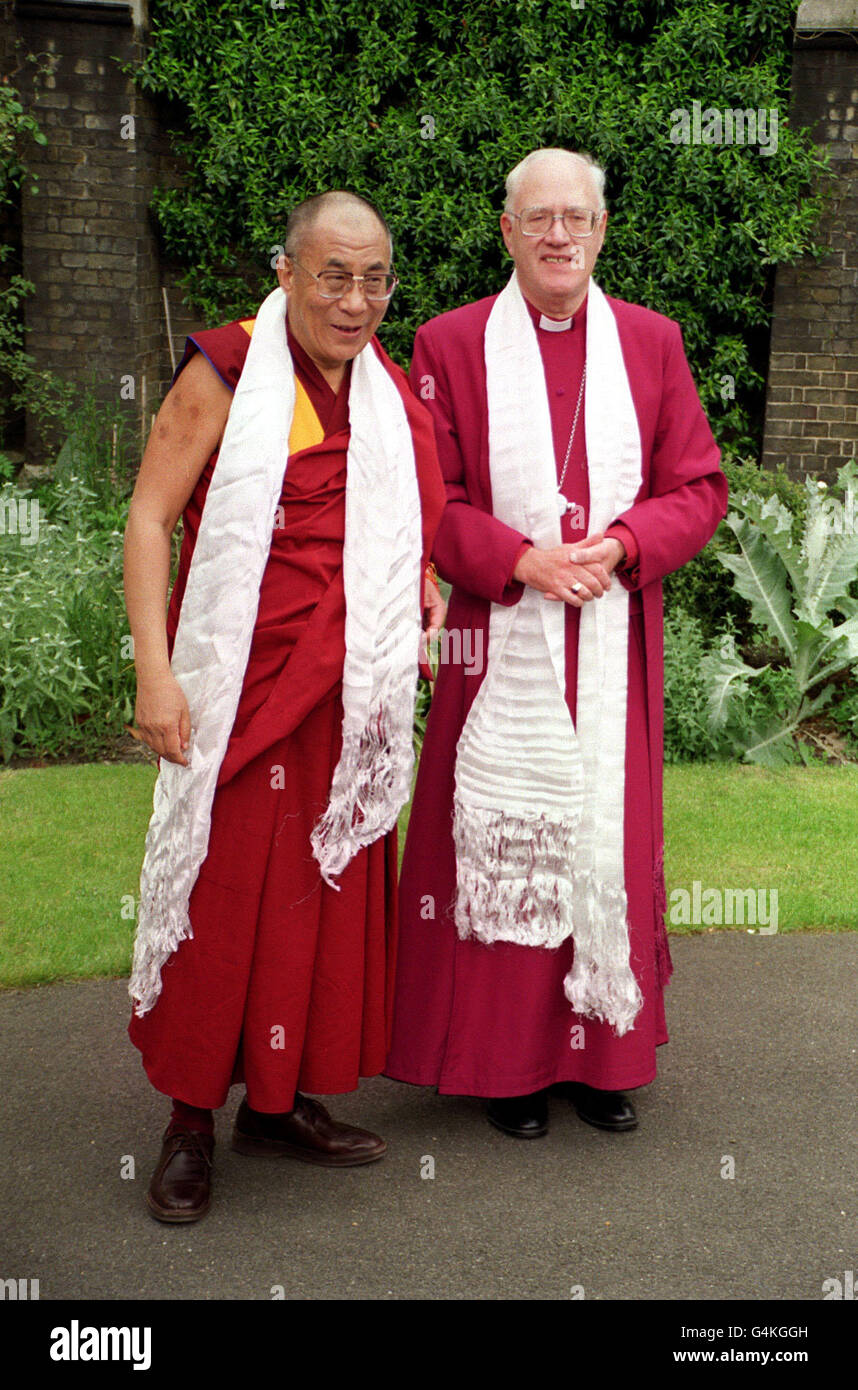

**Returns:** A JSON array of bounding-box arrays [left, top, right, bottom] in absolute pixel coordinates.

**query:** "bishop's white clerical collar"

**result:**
[[538, 312, 573, 332]]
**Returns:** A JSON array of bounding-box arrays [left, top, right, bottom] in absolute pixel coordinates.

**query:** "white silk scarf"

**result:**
[[129, 287, 422, 1017], [452, 273, 644, 1035]]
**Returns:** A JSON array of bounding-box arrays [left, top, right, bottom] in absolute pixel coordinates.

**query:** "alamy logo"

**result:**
[[813, 484, 858, 536], [0, 495, 40, 545], [0, 1277, 39, 1299], [669, 101, 778, 157], [49, 1321, 152, 1371], [421, 626, 485, 675], [822, 1271, 855, 1300], [669, 881, 778, 933]]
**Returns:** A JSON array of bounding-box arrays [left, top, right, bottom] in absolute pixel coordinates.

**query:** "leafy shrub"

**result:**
[[662, 608, 808, 763], [134, 0, 828, 458], [829, 682, 858, 747], [0, 362, 152, 760], [48, 375, 140, 511], [0, 361, 198, 761], [663, 453, 807, 644], [0, 473, 134, 761], [663, 610, 723, 763], [701, 461, 858, 765]]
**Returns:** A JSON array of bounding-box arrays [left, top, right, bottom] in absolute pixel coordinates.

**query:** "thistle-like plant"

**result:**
[[702, 460, 858, 766]]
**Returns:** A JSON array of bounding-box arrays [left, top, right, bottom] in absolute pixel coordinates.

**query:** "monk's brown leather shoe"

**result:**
[[231, 1094, 386, 1167], [146, 1124, 214, 1223]]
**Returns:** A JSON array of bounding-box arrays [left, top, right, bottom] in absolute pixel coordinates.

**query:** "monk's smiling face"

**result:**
[[500, 154, 607, 319], [278, 206, 392, 389]]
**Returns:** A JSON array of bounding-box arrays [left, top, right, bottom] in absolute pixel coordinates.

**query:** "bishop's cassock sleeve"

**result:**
[[410, 324, 530, 606], [610, 321, 728, 591]]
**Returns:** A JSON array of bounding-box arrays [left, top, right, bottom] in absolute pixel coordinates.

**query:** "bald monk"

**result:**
[[124, 191, 446, 1222]]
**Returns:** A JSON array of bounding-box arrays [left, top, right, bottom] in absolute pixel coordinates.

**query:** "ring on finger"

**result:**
[[570, 581, 582, 594]]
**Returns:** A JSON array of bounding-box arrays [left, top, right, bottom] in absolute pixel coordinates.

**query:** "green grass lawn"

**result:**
[[662, 764, 858, 933], [1, 762, 856, 990], [0, 763, 158, 989]]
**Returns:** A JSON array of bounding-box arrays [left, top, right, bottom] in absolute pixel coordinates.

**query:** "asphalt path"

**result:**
[[1, 932, 856, 1301]]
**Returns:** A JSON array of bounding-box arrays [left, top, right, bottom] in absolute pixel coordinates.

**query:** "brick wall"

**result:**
[[4, 0, 203, 467], [761, 7, 858, 480]]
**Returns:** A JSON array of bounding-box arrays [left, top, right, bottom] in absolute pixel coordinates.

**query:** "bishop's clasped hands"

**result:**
[[515, 533, 626, 607]]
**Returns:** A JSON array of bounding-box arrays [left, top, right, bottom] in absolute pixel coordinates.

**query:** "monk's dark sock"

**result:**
[[243, 1095, 296, 1118], [169, 1099, 215, 1136]]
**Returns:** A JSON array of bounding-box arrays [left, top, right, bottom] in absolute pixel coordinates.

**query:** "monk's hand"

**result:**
[[513, 543, 610, 608], [423, 575, 447, 645], [131, 671, 192, 766]]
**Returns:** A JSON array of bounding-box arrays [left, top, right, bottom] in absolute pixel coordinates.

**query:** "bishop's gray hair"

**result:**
[[504, 149, 607, 213]]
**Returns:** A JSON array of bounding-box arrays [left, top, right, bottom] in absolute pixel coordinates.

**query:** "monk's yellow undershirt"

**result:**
[[239, 317, 325, 454]]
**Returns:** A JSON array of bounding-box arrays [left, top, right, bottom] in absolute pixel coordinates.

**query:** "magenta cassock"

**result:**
[[385, 289, 728, 1097]]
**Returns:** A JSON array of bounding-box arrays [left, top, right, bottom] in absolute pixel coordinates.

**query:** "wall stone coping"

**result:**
[[13, 1, 147, 29], [796, 1, 858, 37]]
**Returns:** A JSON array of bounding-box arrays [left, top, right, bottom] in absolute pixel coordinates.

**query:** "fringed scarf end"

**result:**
[[453, 799, 579, 948], [128, 884, 194, 1018], [311, 693, 415, 883]]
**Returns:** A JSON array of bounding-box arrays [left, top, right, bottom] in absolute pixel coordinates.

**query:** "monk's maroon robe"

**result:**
[[129, 318, 446, 1112], [385, 290, 728, 1096]]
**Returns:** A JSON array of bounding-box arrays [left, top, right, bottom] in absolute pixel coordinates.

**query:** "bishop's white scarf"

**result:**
[[452, 273, 643, 1035], [129, 287, 422, 1017]]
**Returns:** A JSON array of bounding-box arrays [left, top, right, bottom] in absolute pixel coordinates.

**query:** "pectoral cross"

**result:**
[[557, 494, 577, 516]]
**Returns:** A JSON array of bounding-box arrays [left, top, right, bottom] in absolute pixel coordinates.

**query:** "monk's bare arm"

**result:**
[[123, 353, 233, 764]]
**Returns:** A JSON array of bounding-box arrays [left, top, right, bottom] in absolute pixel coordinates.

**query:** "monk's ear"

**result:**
[[276, 254, 294, 293]]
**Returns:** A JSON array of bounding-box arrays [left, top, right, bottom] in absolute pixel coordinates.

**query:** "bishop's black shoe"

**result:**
[[486, 1090, 549, 1139], [563, 1082, 637, 1132]]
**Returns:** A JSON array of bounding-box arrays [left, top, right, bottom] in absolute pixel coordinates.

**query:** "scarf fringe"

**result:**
[[129, 892, 193, 1019], [454, 799, 642, 1034], [129, 770, 199, 1015], [563, 877, 643, 1036], [311, 672, 416, 885], [453, 800, 580, 948]]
